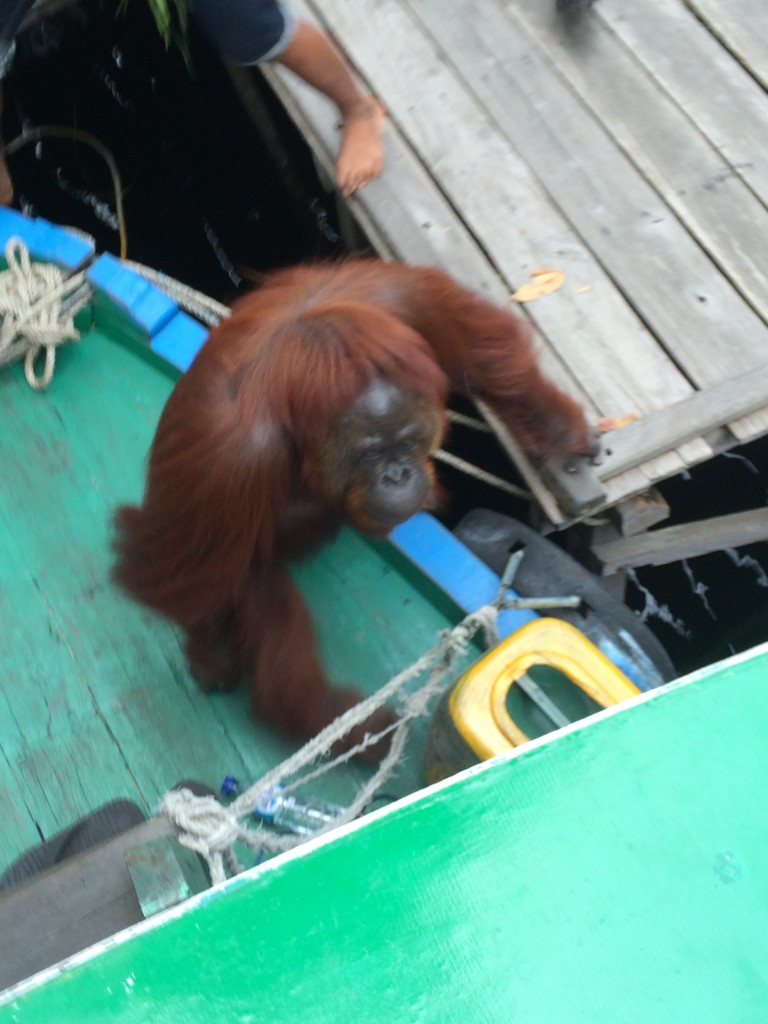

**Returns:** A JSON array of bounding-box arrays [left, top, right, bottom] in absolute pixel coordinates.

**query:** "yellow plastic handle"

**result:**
[[449, 618, 641, 759]]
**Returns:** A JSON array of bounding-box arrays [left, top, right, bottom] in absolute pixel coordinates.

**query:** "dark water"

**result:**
[[625, 447, 768, 673], [5, 1, 768, 678], [4, 0, 344, 297]]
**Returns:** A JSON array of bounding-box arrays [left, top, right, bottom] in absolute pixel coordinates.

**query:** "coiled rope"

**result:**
[[0, 237, 91, 390]]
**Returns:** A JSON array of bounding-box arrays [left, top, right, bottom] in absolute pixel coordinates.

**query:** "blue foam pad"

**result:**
[[150, 314, 209, 372], [0, 209, 94, 270], [390, 512, 537, 638], [87, 254, 178, 336]]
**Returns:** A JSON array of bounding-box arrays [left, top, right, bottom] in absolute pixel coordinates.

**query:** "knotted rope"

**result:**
[[0, 237, 91, 390], [159, 601, 502, 886]]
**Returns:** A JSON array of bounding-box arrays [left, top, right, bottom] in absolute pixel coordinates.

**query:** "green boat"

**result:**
[[0, 207, 489, 880], [2, 210, 766, 1021]]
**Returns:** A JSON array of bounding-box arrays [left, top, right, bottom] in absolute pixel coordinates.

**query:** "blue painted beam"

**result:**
[[0, 209, 94, 270], [390, 512, 537, 638], [150, 311, 209, 372], [87, 253, 209, 371], [87, 253, 178, 336]]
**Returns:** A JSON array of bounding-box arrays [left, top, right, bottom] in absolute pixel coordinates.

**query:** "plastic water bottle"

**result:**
[[252, 784, 345, 836]]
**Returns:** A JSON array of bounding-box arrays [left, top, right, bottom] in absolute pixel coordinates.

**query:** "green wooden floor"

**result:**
[[0, 317, 472, 875]]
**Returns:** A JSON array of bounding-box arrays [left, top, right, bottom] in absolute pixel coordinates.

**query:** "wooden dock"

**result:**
[[253, 0, 768, 539]]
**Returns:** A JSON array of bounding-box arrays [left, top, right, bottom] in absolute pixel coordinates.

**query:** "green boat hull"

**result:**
[[2, 645, 767, 1022]]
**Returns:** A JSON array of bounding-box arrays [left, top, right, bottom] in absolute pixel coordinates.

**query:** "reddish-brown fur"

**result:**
[[113, 259, 592, 754]]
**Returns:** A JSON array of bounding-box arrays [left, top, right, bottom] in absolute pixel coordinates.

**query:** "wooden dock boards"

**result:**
[[259, 0, 768, 526], [688, 0, 768, 91]]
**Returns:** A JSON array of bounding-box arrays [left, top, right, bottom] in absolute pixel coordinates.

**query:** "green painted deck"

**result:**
[[0, 309, 475, 876], [2, 644, 767, 1022]]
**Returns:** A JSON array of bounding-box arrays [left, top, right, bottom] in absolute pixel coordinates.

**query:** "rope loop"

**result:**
[[159, 597, 508, 885], [0, 236, 91, 389]]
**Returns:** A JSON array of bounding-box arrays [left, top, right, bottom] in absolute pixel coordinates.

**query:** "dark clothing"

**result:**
[[0, 0, 35, 75], [189, 0, 296, 66], [0, 1, 298, 76]]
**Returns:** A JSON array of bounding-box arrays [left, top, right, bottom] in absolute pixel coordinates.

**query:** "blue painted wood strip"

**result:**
[[86, 253, 178, 336], [390, 512, 537, 637], [0, 209, 94, 270], [391, 512, 654, 689], [150, 313, 209, 372]]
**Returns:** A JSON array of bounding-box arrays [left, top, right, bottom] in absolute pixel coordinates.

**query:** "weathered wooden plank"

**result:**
[[675, 439, 714, 471], [598, 439, 713, 507], [0, 756, 42, 875], [592, 507, 768, 574], [727, 410, 768, 445], [613, 490, 671, 538], [257, 69, 499, 287], [596, 367, 768, 481], [598, 0, 768, 206], [0, 816, 170, 991], [505, 0, 768, 324], [601, 466, 659, 511], [258, 2, 506, 295], [409, 0, 768, 374], [631, 450, 696, 488], [408, 0, 768, 444], [682, 0, 768, 91], [588, 444, 711, 522], [308, 0, 705, 427]]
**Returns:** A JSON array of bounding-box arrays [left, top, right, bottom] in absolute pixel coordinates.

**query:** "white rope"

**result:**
[[122, 258, 232, 328], [433, 448, 531, 500], [159, 602, 503, 885], [0, 237, 90, 390]]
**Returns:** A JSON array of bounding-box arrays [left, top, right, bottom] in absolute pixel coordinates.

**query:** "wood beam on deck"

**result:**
[[596, 364, 768, 482], [592, 507, 768, 575]]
